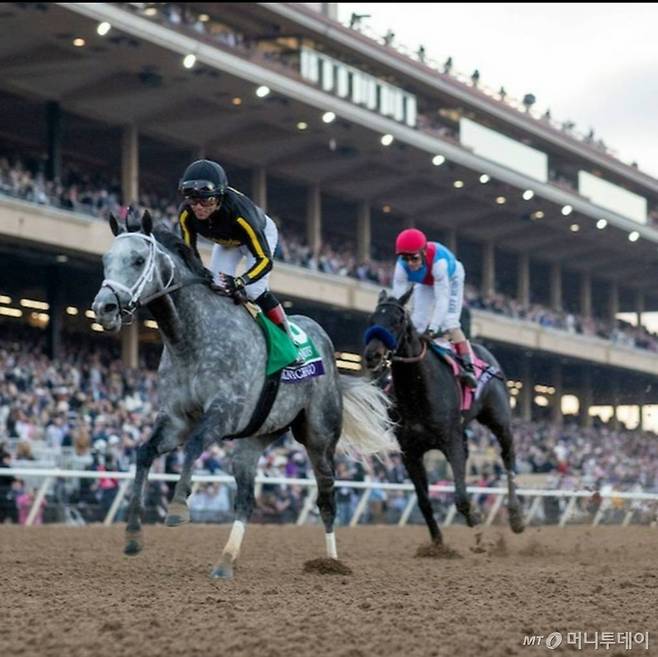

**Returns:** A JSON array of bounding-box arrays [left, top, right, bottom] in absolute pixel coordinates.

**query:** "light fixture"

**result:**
[[479, 174, 490, 183], [183, 54, 196, 69], [522, 190, 535, 200], [381, 134, 394, 146], [66, 306, 78, 316], [561, 204, 573, 216], [453, 180, 464, 189], [0, 295, 12, 304], [382, 205, 391, 213], [85, 310, 96, 319], [73, 38, 86, 47], [20, 299, 49, 310], [496, 196, 506, 204], [198, 13, 210, 22], [570, 223, 580, 232], [596, 219, 608, 230], [144, 7, 157, 16], [97, 22, 111, 36], [432, 155, 446, 166], [231, 97, 242, 106], [256, 85, 270, 98], [336, 352, 362, 363], [531, 210, 544, 220], [91, 323, 104, 332], [296, 121, 308, 130], [0, 307, 22, 318], [144, 320, 159, 329], [322, 111, 336, 123], [629, 231, 640, 242], [56, 254, 68, 263]]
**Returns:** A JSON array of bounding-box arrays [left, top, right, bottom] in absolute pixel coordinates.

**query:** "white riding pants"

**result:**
[[209, 215, 277, 300]]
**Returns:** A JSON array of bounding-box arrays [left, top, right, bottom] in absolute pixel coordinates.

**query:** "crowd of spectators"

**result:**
[[2, 151, 658, 350], [0, 323, 656, 527], [465, 285, 658, 352]]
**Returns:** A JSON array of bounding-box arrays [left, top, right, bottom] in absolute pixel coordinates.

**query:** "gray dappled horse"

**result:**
[[92, 210, 396, 578], [363, 289, 525, 544]]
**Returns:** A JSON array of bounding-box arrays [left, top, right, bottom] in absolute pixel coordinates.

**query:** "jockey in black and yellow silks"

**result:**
[[177, 160, 300, 357]]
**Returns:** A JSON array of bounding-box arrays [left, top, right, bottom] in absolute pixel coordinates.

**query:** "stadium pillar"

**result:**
[[46, 101, 62, 182], [610, 379, 620, 431], [635, 290, 644, 328], [482, 241, 495, 297], [580, 368, 593, 428], [517, 253, 530, 307], [306, 185, 322, 255], [608, 280, 619, 324], [357, 201, 371, 262], [121, 124, 139, 206], [252, 167, 267, 211], [445, 228, 457, 255], [550, 263, 562, 311], [519, 356, 532, 421], [122, 321, 139, 369], [46, 266, 64, 360], [580, 271, 592, 320], [551, 361, 563, 426]]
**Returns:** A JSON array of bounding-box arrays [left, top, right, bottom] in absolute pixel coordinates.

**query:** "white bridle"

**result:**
[[101, 232, 176, 323]]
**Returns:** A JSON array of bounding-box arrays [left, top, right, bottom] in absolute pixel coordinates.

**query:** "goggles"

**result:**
[[179, 179, 222, 199]]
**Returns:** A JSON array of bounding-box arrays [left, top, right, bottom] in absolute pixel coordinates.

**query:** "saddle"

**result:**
[[426, 339, 500, 412]]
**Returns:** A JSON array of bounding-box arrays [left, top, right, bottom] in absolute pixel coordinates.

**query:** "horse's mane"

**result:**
[[153, 227, 214, 286]]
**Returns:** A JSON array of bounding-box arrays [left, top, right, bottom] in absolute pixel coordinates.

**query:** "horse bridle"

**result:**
[[366, 301, 427, 364], [101, 233, 206, 325]]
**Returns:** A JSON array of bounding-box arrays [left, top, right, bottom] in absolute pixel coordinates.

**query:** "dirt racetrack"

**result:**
[[2, 524, 657, 657]]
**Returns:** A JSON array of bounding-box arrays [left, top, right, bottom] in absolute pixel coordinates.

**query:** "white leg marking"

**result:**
[[325, 532, 338, 560], [223, 520, 246, 560]]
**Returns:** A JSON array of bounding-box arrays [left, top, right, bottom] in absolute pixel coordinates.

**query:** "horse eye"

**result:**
[[134, 256, 145, 267]]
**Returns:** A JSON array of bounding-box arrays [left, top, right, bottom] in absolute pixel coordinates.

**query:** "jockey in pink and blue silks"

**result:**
[[392, 228, 477, 388]]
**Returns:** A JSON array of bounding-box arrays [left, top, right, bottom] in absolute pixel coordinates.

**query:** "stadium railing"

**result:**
[[1, 468, 656, 529]]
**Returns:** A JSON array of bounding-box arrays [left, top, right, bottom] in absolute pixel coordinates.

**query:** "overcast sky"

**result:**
[[337, 3, 658, 177]]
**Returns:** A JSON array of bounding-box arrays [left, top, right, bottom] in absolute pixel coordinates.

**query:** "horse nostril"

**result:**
[[103, 302, 118, 314]]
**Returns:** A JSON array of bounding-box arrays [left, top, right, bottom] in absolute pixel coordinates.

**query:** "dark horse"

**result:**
[[363, 289, 525, 544]]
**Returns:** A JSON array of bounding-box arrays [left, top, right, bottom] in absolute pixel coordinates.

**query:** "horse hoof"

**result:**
[[467, 509, 483, 527], [165, 503, 190, 527], [124, 538, 143, 556], [209, 564, 234, 580], [509, 508, 525, 534]]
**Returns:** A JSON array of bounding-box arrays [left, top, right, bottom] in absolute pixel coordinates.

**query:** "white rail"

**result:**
[[1, 468, 657, 528]]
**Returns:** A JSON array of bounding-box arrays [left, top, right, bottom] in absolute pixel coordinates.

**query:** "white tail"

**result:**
[[338, 375, 398, 457]]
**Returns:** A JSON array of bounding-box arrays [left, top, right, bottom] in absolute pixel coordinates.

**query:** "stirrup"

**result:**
[[461, 371, 477, 389]]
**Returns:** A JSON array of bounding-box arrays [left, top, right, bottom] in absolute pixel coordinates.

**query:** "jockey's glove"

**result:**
[[218, 273, 245, 298], [423, 328, 439, 340]]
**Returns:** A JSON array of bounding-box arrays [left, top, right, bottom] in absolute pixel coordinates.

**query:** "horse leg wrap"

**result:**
[[325, 532, 338, 560]]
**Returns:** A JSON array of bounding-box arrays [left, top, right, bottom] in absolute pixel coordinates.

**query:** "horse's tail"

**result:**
[[337, 375, 398, 457]]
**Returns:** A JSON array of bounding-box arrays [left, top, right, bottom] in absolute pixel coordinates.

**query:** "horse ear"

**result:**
[[141, 210, 153, 236], [398, 285, 414, 307], [109, 214, 121, 236], [378, 289, 388, 303]]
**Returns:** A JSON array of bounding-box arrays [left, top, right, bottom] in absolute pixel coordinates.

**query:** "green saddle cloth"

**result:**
[[255, 313, 320, 376]]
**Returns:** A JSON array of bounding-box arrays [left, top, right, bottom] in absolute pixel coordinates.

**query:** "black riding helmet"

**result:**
[[178, 159, 228, 199]]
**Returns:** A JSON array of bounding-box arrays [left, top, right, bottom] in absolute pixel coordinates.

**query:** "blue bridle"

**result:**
[[364, 324, 398, 350]]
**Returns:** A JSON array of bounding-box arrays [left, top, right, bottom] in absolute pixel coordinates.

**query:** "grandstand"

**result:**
[[1, 2, 658, 525]]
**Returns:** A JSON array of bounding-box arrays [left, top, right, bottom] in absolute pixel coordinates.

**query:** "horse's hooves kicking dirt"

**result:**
[[415, 543, 462, 559], [124, 539, 142, 556], [509, 508, 526, 534], [303, 558, 353, 575]]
